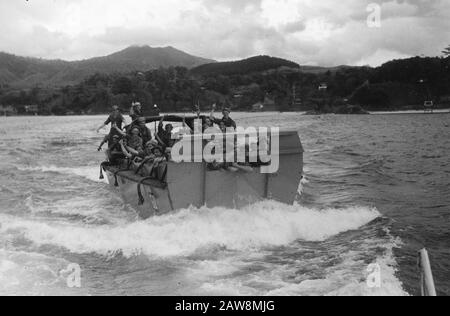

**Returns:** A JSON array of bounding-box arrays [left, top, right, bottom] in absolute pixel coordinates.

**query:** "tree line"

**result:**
[[0, 55, 449, 115]]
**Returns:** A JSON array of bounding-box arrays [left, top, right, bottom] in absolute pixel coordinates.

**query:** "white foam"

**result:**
[[264, 253, 408, 296], [17, 165, 106, 183], [25, 194, 105, 218], [297, 176, 309, 196], [0, 259, 17, 273], [197, 234, 409, 296], [0, 250, 78, 296], [0, 201, 380, 258]]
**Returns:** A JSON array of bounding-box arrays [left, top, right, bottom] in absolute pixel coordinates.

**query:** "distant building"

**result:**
[[424, 101, 434, 113], [318, 83, 328, 91], [251, 96, 278, 112], [263, 96, 277, 111], [24, 105, 39, 114], [251, 102, 264, 112], [0, 105, 17, 116]]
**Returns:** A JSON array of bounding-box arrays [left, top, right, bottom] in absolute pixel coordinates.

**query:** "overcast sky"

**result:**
[[0, 0, 449, 66]]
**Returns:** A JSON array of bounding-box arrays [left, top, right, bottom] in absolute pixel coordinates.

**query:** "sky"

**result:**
[[0, 0, 449, 66]]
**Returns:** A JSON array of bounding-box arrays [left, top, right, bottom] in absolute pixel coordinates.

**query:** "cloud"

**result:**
[[0, 0, 449, 66], [283, 21, 307, 34]]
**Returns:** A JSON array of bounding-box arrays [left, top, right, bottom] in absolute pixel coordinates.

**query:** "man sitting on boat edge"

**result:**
[[210, 104, 236, 131], [156, 115, 175, 151]]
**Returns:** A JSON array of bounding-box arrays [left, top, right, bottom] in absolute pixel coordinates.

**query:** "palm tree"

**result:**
[[442, 45, 450, 57]]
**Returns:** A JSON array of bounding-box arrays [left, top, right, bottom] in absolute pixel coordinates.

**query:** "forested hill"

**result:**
[[0, 54, 449, 115], [0, 46, 214, 88], [190, 55, 300, 76]]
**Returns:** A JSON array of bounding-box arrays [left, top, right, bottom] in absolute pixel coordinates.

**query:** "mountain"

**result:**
[[2, 54, 449, 115], [0, 46, 215, 88], [190, 55, 300, 76]]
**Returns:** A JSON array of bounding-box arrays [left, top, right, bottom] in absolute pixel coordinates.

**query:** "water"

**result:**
[[0, 113, 449, 296]]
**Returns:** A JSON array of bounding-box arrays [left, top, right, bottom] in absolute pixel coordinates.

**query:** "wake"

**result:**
[[16, 165, 105, 183], [0, 201, 380, 258]]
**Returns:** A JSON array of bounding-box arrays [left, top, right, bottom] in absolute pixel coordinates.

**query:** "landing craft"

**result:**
[[101, 115, 303, 219]]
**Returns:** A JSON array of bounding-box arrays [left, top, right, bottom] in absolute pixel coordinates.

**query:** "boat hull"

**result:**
[[104, 130, 304, 218]]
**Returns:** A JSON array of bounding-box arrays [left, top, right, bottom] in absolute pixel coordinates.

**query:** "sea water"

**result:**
[[0, 113, 448, 296]]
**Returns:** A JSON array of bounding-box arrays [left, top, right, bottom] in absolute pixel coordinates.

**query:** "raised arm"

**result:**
[[179, 116, 192, 136], [97, 116, 111, 133], [96, 123, 107, 133], [210, 104, 219, 124], [158, 115, 165, 133], [195, 105, 201, 118], [209, 104, 216, 118]]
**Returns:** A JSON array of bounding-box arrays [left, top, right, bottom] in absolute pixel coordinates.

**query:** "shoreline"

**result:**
[[369, 109, 450, 115], [1, 109, 450, 118]]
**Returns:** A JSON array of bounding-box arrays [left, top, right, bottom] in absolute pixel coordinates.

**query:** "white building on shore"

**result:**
[[0, 105, 17, 116]]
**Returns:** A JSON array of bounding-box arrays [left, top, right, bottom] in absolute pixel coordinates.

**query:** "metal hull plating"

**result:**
[[104, 131, 304, 219]]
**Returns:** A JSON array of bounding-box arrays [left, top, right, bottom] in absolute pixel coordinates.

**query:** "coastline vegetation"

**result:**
[[1, 54, 449, 116]]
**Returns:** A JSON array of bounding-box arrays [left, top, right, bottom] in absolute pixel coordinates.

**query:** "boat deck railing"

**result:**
[[418, 248, 437, 296]]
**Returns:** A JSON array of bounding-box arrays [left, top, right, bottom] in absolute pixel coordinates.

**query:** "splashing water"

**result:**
[[16, 165, 105, 183], [2, 114, 448, 296], [0, 202, 380, 258]]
